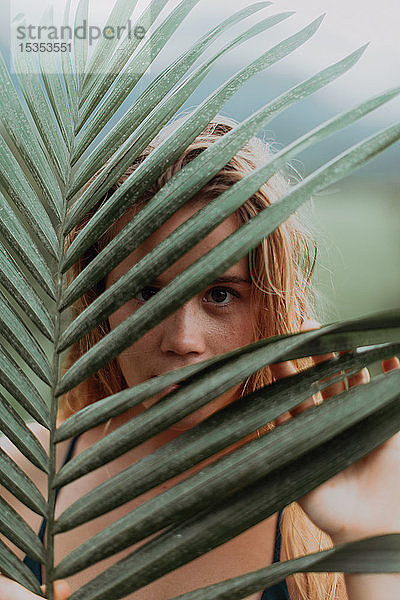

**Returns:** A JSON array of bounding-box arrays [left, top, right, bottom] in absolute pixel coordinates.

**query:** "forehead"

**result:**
[[106, 201, 249, 286]]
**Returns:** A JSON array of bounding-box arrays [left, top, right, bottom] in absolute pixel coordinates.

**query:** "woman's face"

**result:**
[[105, 201, 255, 429]]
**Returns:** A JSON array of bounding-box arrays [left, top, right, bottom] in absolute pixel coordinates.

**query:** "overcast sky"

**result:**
[[6, 0, 399, 122], [0, 0, 400, 143]]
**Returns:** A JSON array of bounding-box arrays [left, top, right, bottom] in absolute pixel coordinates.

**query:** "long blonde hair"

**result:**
[[61, 113, 346, 600]]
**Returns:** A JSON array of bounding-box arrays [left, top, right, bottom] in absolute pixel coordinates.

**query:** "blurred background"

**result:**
[[0, 0, 399, 411]]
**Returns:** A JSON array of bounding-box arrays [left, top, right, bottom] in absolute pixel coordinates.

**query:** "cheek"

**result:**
[[208, 310, 255, 353], [108, 308, 161, 384], [116, 336, 156, 387], [108, 308, 124, 332]]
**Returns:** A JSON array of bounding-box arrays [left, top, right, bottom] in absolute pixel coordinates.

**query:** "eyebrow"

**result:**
[[211, 276, 251, 285]]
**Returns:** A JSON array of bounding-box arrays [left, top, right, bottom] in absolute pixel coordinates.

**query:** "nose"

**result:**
[[160, 300, 206, 357]]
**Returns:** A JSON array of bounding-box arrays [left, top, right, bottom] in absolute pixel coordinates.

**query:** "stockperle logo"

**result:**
[[8, 1, 154, 76]]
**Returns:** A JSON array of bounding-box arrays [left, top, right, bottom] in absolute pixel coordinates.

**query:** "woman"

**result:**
[[1, 115, 399, 600]]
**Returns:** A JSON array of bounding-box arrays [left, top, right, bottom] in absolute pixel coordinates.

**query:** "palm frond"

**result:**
[[76, 0, 170, 124], [10, 23, 69, 183], [74, 0, 202, 146], [69, 5, 288, 199], [0, 449, 47, 515], [56, 119, 400, 395], [38, 7, 74, 150], [80, 0, 140, 96], [53, 356, 400, 565], [0, 53, 63, 220], [0, 1, 399, 597], [0, 392, 49, 471], [62, 388, 400, 600], [0, 541, 43, 595], [65, 7, 310, 235], [58, 85, 400, 340], [0, 243, 54, 340], [0, 344, 50, 426], [0, 290, 52, 384], [0, 497, 46, 563], [74, 0, 89, 95]]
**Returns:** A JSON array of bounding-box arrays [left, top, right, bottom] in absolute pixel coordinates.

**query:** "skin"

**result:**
[[1, 201, 399, 599]]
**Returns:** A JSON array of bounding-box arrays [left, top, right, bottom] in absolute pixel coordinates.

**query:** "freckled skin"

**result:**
[[105, 202, 255, 429]]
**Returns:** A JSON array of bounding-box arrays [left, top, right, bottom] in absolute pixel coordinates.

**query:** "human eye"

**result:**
[[203, 286, 239, 306], [134, 286, 160, 302]]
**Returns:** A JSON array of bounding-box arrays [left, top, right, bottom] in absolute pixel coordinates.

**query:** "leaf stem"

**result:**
[[45, 160, 73, 599]]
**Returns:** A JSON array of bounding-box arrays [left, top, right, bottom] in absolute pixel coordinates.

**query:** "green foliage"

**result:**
[[0, 1, 399, 599]]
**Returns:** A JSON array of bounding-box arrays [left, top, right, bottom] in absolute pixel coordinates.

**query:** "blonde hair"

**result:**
[[61, 113, 346, 600]]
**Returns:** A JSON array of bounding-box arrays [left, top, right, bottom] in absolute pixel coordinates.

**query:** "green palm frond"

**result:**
[[0, 1, 399, 599], [54, 382, 400, 600], [68, 5, 289, 199], [58, 86, 400, 349]]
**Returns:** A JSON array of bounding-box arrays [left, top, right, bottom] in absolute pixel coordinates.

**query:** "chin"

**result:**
[[142, 385, 240, 432]]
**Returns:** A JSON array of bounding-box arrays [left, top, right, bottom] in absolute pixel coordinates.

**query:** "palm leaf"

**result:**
[[61, 0, 78, 124], [0, 53, 63, 221], [61, 388, 400, 600], [38, 7, 74, 150], [0, 243, 54, 340], [54, 362, 400, 573], [0, 138, 59, 261], [76, 0, 170, 129], [0, 541, 43, 595], [10, 20, 69, 183], [0, 290, 52, 384], [74, 0, 89, 95], [0, 392, 49, 471], [80, 0, 140, 96], [73, 0, 202, 145], [56, 120, 400, 395], [54, 329, 400, 441], [54, 316, 400, 489], [0, 497, 46, 563], [58, 85, 400, 340], [0, 1, 399, 598], [69, 5, 289, 200], [65, 8, 313, 236], [0, 344, 50, 427], [0, 449, 47, 515], [0, 192, 57, 299]]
